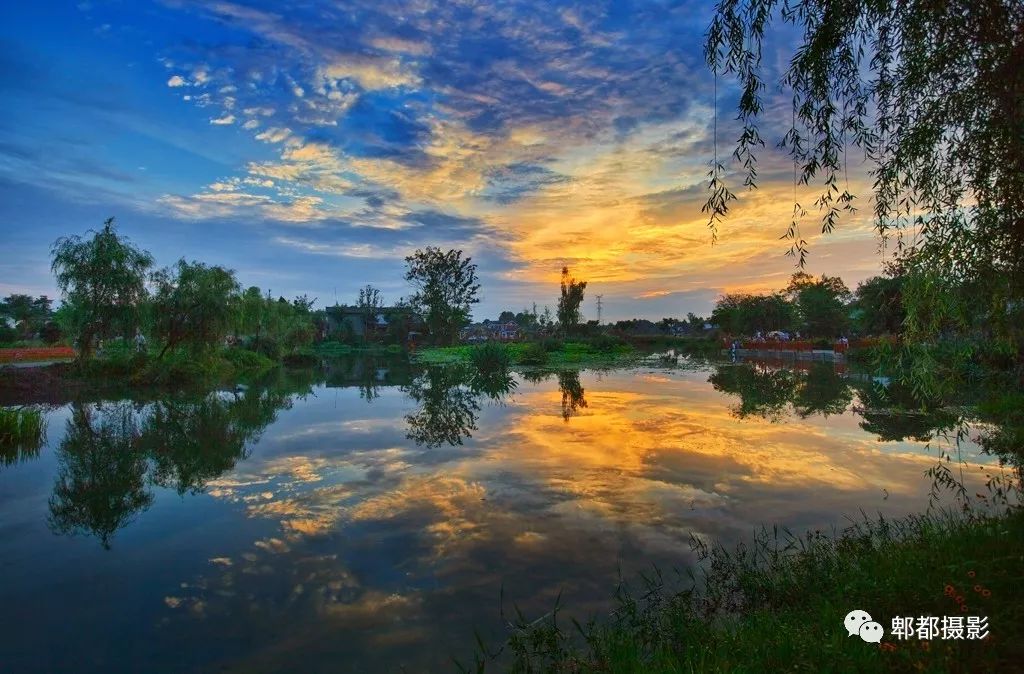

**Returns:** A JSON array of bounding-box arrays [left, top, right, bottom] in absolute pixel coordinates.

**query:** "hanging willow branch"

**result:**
[[703, 0, 1024, 287]]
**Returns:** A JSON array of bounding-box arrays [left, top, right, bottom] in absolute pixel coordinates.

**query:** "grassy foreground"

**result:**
[[466, 507, 1024, 673]]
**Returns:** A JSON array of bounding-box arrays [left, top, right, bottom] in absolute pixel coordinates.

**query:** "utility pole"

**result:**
[[596, 295, 603, 324]]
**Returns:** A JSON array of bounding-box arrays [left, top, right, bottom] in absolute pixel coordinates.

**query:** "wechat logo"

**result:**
[[845, 609, 884, 643]]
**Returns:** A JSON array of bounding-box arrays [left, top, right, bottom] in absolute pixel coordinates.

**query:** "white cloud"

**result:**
[[210, 114, 236, 125], [255, 127, 292, 144], [167, 75, 187, 87]]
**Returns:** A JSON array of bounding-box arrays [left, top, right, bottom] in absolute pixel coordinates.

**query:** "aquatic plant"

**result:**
[[0, 407, 46, 466], [470, 342, 512, 373]]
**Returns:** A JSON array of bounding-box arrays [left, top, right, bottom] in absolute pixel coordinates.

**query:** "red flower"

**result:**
[[967, 570, 976, 578]]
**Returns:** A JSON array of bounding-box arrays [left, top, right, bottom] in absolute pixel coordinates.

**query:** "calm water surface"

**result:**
[[0, 356, 992, 672]]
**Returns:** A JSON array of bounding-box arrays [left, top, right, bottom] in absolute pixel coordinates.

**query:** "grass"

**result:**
[[464, 507, 1024, 673], [0, 407, 46, 465], [416, 340, 638, 370]]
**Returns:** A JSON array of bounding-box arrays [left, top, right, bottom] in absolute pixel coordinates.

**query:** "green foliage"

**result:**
[[516, 342, 549, 366], [151, 259, 240, 357], [404, 247, 480, 345], [470, 341, 512, 372], [0, 407, 46, 465], [705, 0, 1024, 337], [469, 509, 1024, 673], [50, 218, 153, 358], [853, 274, 905, 335], [233, 286, 316, 357], [0, 294, 54, 340], [787, 273, 851, 337], [557, 266, 587, 332], [711, 292, 794, 335], [587, 334, 626, 352], [0, 324, 18, 345], [541, 337, 564, 352], [220, 347, 276, 371]]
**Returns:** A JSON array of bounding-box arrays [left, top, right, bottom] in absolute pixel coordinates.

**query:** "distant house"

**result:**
[[494, 321, 519, 340], [458, 320, 520, 342], [324, 305, 423, 340]]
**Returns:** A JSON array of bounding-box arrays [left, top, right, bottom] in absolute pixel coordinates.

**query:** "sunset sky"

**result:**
[[0, 1, 891, 320]]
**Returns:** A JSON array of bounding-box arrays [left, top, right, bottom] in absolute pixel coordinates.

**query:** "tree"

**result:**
[[150, 260, 240, 358], [790, 274, 851, 337], [404, 247, 480, 345], [498, 310, 516, 323], [514, 304, 539, 330], [854, 274, 905, 335], [50, 218, 153, 359], [539, 305, 554, 328], [237, 286, 267, 343], [704, 0, 1024, 340], [0, 294, 53, 338], [711, 293, 795, 335], [557, 266, 587, 333]]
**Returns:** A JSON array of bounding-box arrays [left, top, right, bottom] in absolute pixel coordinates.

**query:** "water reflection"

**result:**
[[47, 403, 152, 550], [46, 381, 306, 548], [709, 361, 856, 420], [403, 364, 516, 448], [557, 370, 588, 421], [0, 356, 1001, 672]]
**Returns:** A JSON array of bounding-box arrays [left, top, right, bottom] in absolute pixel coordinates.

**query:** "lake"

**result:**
[[0, 355, 992, 672]]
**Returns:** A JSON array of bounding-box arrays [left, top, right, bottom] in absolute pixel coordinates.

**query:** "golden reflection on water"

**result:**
[[171, 365, 991, 670]]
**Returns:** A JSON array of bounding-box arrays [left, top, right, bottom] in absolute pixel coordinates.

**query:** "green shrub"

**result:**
[[242, 336, 281, 360], [517, 342, 549, 366], [541, 337, 564, 352], [589, 334, 626, 352], [470, 342, 511, 372]]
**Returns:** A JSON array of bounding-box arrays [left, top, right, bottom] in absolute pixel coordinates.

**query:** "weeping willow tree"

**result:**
[[704, 0, 1024, 354]]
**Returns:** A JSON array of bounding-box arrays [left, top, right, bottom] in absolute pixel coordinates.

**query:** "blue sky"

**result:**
[[0, 1, 887, 320]]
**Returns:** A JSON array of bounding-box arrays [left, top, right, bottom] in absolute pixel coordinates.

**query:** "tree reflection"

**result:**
[[404, 364, 518, 448], [47, 383, 302, 548], [141, 387, 292, 495], [854, 381, 958, 442], [792, 363, 853, 418], [709, 363, 799, 420], [48, 403, 152, 550], [404, 366, 481, 448], [558, 370, 588, 421], [710, 361, 959, 442]]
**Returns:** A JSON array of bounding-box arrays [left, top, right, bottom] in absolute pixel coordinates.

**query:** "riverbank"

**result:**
[[414, 336, 721, 370], [471, 506, 1023, 673]]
